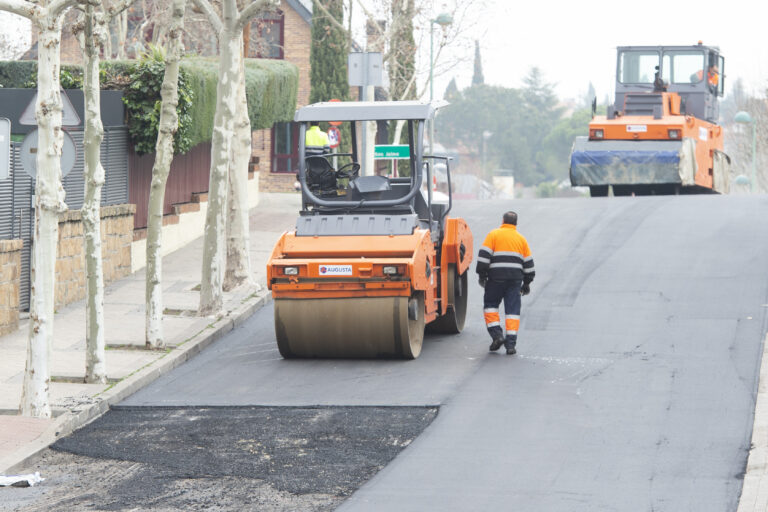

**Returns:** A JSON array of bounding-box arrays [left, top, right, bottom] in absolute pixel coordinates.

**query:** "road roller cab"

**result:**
[[267, 101, 473, 359]]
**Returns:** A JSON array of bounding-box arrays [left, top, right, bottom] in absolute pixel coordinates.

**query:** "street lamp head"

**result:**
[[733, 175, 751, 186], [735, 111, 754, 124], [433, 12, 453, 27]]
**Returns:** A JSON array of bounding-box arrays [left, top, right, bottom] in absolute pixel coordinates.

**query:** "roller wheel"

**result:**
[[426, 265, 468, 334], [273, 292, 425, 359]]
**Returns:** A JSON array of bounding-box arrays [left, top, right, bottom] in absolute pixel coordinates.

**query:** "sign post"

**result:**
[[327, 126, 341, 170], [348, 52, 383, 176]]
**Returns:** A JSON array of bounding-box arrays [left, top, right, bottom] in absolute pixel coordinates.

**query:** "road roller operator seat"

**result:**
[[305, 155, 336, 192]]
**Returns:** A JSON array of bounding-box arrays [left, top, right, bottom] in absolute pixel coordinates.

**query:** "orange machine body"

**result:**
[[587, 92, 724, 189], [268, 217, 473, 325]]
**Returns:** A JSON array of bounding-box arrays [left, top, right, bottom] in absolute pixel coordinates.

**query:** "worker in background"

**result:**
[[476, 211, 535, 355], [305, 121, 330, 157], [692, 64, 719, 92]]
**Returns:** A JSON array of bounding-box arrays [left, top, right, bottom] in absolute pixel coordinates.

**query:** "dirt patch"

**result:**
[[1, 406, 437, 511]]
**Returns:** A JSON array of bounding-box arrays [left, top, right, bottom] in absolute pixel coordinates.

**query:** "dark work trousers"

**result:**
[[483, 279, 523, 349]]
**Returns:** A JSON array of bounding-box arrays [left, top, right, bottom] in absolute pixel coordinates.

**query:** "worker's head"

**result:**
[[310, 121, 320, 127], [503, 211, 518, 226]]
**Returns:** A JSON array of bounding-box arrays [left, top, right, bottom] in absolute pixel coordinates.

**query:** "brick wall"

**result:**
[[56, 204, 135, 309], [283, 1, 311, 107], [258, 1, 311, 193], [0, 240, 23, 336]]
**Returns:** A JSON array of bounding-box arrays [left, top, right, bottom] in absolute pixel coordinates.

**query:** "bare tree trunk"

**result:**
[[145, 0, 186, 348], [195, 0, 276, 315], [80, 2, 107, 383], [115, 10, 127, 58], [224, 43, 253, 291], [1, 0, 79, 418], [199, 0, 239, 315]]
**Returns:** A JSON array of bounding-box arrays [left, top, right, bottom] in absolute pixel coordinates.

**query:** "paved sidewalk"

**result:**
[[0, 192, 301, 473]]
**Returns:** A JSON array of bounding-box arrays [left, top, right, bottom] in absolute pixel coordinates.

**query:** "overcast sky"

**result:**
[[441, 0, 768, 103]]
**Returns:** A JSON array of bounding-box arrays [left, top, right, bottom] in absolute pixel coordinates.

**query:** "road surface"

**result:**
[[11, 195, 768, 511]]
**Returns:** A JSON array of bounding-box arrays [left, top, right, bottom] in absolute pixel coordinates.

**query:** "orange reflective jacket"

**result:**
[[476, 224, 535, 283]]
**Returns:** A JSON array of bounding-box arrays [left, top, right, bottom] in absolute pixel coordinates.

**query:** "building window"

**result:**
[[248, 10, 284, 59], [272, 122, 299, 173]]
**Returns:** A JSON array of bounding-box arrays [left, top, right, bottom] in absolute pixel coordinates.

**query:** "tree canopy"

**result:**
[[437, 67, 591, 186]]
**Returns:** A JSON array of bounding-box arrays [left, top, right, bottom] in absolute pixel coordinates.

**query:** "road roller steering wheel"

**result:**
[[336, 162, 361, 180]]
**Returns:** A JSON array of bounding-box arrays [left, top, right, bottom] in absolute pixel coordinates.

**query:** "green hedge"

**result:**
[[0, 57, 298, 155]]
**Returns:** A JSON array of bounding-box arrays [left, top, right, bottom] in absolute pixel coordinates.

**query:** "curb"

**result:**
[[0, 289, 272, 474], [738, 332, 768, 511]]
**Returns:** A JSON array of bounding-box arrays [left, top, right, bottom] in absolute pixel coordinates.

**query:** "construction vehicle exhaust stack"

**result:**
[[571, 43, 730, 196], [267, 101, 473, 359]]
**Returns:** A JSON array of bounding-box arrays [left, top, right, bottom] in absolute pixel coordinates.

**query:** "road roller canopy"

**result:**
[[294, 101, 453, 235], [294, 101, 441, 122]]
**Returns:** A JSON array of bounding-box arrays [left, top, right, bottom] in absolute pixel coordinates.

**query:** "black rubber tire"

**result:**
[[426, 266, 468, 334], [589, 185, 609, 197]]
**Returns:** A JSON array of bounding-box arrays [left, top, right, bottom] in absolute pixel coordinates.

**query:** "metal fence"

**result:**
[[0, 127, 129, 310]]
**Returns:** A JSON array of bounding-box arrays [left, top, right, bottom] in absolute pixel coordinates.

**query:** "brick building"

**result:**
[[251, 0, 313, 193]]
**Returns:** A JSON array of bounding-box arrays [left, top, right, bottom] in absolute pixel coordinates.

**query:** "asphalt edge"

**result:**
[[738, 332, 768, 511], [0, 289, 272, 474]]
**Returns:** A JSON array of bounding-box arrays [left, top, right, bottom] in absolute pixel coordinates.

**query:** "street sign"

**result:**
[[19, 89, 81, 126], [20, 128, 77, 179], [374, 144, 410, 160], [327, 126, 340, 149], [348, 52, 383, 87], [0, 118, 9, 180]]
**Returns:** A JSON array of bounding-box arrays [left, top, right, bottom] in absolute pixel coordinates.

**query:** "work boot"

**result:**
[[489, 337, 504, 351], [506, 347, 517, 355]]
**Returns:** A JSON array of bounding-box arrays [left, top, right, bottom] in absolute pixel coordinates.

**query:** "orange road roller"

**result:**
[[267, 101, 473, 359], [571, 43, 731, 196]]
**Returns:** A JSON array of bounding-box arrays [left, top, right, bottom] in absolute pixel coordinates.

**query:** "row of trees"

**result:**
[[0, 0, 278, 418], [438, 66, 590, 186]]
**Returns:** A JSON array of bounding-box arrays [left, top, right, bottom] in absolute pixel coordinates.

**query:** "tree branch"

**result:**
[[0, 0, 41, 19], [313, 0, 348, 37], [105, 0, 135, 21], [191, 0, 222, 33], [236, 0, 278, 32], [47, 0, 79, 18]]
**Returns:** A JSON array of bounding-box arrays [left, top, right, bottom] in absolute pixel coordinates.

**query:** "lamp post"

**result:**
[[735, 110, 757, 193], [429, 11, 453, 155]]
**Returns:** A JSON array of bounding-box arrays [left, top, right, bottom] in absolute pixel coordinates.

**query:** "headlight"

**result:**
[[668, 129, 681, 139], [382, 266, 400, 275], [590, 129, 604, 139], [283, 266, 299, 275]]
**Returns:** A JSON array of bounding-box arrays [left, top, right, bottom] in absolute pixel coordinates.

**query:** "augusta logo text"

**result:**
[[319, 265, 353, 276]]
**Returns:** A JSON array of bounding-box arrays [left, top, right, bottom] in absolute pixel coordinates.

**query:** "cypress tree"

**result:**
[[444, 77, 459, 101], [472, 40, 484, 86], [310, 0, 349, 103]]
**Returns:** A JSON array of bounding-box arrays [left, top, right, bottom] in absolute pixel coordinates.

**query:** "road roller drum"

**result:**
[[274, 294, 425, 359]]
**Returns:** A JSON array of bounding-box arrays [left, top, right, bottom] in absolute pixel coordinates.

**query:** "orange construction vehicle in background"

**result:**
[[571, 43, 730, 196]]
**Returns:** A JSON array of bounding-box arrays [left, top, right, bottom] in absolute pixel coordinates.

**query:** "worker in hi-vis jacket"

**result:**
[[476, 211, 535, 355]]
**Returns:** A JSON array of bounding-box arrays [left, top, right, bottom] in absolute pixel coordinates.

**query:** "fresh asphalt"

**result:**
[[119, 194, 768, 510]]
